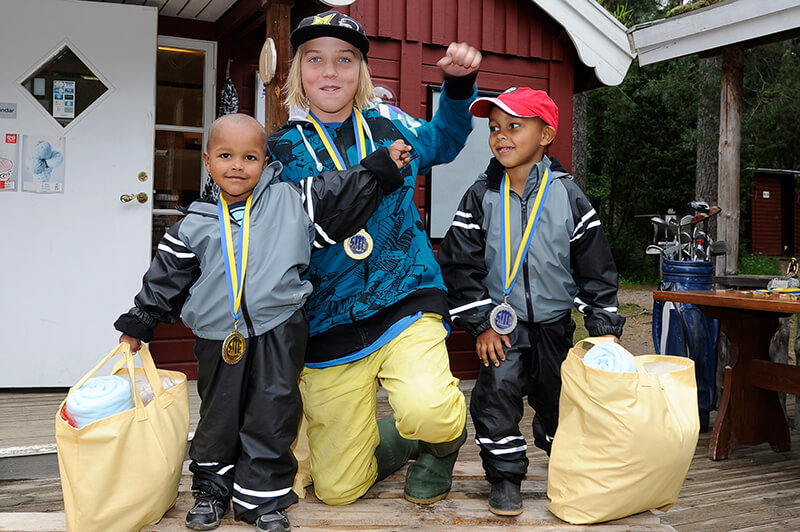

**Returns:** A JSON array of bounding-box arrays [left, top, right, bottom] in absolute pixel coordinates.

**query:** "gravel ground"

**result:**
[[616, 287, 656, 356]]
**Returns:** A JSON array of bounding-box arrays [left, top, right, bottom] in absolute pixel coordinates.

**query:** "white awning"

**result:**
[[630, 0, 800, 66], [533, 0, 635, 86]]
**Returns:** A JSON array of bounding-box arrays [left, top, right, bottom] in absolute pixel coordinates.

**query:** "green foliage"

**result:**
[[587, 57, 698, 281], [738, 253, 781, 276], [586, 32, 800, 278], [741, 40, 800, 171]]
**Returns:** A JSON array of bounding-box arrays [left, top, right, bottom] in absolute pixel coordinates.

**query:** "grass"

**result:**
[[571, 302, 646, 342], [738, 253, 782, 276]]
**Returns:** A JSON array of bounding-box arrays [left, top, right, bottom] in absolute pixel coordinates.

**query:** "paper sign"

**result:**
[[21, 134, 65, 193], [0, 133, 19, 191], [53, 80, 76, 119]]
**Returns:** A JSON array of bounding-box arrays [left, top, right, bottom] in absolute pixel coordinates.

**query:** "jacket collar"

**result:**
[[183, 161, 283, 217], [484, 155, 568, 194]]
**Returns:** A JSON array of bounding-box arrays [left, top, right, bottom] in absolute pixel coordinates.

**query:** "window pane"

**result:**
[[20, 45, 108, 128], [154, 130, 203, 209], [156, 47, 204, 127]]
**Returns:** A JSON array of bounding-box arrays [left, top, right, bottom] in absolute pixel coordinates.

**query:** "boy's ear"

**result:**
[[202, 151, 211, 173], [540, 125, 556, 147]]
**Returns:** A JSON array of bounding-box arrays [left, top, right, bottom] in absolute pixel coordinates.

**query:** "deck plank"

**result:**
[[3, 384, 800, 530]]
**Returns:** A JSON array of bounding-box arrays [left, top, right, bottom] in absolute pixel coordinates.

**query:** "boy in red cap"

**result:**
[[438, 87, 625, 516]]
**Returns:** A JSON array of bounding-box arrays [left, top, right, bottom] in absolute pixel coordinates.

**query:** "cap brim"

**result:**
[[290, 25, 369, 57], [469, 97, 527, 119]]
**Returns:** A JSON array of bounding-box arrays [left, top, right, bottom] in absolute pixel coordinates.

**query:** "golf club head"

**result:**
[[688, 200, 710, 214], [709, 240, 728, 256], [646, 244, 664, 255]]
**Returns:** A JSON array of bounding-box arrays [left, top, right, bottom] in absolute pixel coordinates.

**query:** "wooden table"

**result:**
[[653, 289, 800, 460]]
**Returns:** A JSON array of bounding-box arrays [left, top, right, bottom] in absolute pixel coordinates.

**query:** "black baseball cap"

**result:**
[[290, 11, 369, 59]]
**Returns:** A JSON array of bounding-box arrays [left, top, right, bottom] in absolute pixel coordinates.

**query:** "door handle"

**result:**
[[120, 192, 148, 204]]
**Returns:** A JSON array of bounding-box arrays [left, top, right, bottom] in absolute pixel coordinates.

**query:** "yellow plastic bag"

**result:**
[[56, 343, 190, 532], [546, 337, 699, 524]]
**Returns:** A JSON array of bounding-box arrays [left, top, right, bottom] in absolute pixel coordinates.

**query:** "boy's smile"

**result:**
[[300, 37, 361, 122], [203, 116, 268, 204]]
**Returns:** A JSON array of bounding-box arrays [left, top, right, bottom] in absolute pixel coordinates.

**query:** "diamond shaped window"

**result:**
[[21, 45, 108, 128]]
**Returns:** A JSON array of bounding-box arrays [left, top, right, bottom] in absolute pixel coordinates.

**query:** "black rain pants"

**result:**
[[469, 312, 575, 484], [188, 309, 306, 523]]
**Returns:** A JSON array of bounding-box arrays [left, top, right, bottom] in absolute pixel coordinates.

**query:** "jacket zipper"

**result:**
[[240, 285, 256, 338], [333, 117, 372, 296], [520, 194, 535, 322]]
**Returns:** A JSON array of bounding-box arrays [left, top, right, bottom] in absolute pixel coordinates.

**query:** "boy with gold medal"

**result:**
[[115, 113, 409, 532], [438, 88, 625, 516]]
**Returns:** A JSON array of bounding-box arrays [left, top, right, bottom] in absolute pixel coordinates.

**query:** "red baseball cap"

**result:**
[[469, 87, 559, 133]]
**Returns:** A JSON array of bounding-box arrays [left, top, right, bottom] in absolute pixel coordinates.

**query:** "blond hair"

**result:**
[[283, 44, 376, 113]]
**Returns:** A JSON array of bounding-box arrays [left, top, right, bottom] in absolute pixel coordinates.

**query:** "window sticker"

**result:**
[[53, 80, 76, 119]]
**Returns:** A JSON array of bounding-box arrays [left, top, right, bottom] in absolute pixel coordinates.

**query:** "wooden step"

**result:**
[[0, 459, 674, 531]]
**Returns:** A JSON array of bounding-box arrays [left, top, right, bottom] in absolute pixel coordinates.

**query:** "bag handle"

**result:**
[[110, 343, 173, 408], [572, 336, 617, 356], [68, 342, 147, 420]]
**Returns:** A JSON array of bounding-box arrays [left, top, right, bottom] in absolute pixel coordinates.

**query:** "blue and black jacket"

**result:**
[[268, 76, 477, 366]]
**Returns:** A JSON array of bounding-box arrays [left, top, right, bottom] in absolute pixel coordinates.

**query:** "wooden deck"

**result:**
[[1, 382, 799, 531]]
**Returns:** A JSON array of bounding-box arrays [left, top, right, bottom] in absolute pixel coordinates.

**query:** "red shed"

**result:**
[[750, 168, 800, 256], [145, 0, 633, 380]]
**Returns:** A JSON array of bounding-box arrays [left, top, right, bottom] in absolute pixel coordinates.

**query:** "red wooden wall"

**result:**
[[751, 175, 782, 255], [152, 0, 580, 380]]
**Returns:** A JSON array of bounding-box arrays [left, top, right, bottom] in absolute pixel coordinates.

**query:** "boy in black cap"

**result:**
[[269, 10, 481, 507], [438, 88, 625, 516]]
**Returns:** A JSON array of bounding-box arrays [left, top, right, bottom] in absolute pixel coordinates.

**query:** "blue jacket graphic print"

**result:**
[[268, 84, 476, 358]]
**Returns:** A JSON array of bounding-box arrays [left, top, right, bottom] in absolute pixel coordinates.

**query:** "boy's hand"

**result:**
[[476, 329, 511, 367], [597, 334, 621, 344], [119, 334, 142, 353], [437, 42, 482, 78], [387, 139, 412, 169]]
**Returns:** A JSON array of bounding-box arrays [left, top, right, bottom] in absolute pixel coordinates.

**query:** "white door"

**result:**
[[0, 0, 156, 386]]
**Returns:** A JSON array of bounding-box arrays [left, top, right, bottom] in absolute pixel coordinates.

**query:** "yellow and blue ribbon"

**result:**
[[501, 167, 551, 296], [218, 195, 252, 321], [307, 109, 369, 169]]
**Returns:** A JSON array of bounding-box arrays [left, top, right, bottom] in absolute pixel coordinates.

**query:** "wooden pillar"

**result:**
[[263, 0, 293, 135], [717, 44, 744, 276]]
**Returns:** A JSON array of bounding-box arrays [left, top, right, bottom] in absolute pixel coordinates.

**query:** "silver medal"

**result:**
[[490, 302, 517, 334]]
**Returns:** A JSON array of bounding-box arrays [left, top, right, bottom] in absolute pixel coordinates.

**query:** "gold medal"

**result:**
[[222, 327, 246, 365], [344, 228, 373, 260]]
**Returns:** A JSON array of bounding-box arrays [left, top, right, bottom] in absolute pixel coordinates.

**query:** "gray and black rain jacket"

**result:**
[[438, 155, 625, 338], [115, 150, 402, 342]]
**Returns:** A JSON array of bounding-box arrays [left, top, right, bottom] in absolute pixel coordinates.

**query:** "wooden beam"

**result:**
[[717, 44, 743, 276], [264, 1, 293, 134], [216, 0, 267, 39]]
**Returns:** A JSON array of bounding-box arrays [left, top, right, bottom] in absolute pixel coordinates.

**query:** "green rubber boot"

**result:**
[[403, 426, 468, 504], [374, 415, 420, 483]]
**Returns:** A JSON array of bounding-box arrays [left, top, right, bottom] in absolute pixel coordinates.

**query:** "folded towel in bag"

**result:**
[[65, 375, 134, 428], [582, 342, 637, 373]]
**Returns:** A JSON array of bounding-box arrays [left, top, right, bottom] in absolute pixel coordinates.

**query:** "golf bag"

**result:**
[[652, 259, 719, 431]]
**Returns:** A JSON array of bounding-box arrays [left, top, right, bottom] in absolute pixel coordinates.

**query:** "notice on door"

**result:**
[[0, 133, 19, 191], [21, 135, 65, 193], [53, 80, 76, 119]]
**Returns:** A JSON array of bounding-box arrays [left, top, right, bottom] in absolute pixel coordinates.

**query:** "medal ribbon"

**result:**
[[501, 167, 552, 295], [307, 109, 368, 169], [218, 195, 252, 321]]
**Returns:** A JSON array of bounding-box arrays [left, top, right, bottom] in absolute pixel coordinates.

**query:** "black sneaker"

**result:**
[[255, 510, 291, 532], [488, 479, 523, 516], [185, 490, 227, 530]]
